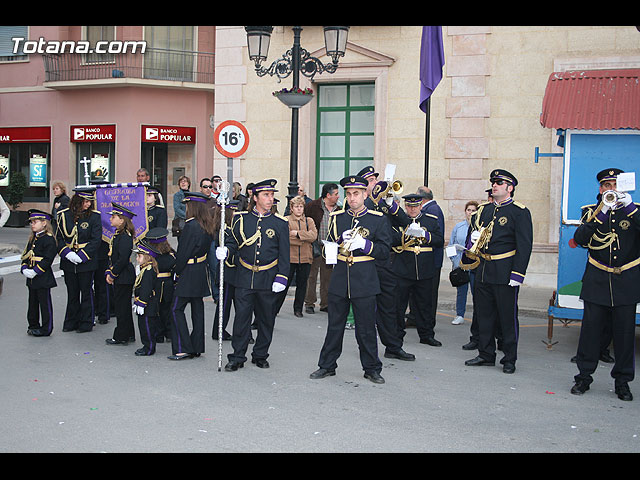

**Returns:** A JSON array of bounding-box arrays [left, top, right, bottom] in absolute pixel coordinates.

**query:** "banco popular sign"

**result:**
[[142, 125, 196, 144]]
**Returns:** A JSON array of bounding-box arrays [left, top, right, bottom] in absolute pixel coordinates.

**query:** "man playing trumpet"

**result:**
[[571, 168, 639, 401]]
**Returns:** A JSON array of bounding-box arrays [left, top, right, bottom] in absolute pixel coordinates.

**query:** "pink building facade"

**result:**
[[0, 26, 216, 220]]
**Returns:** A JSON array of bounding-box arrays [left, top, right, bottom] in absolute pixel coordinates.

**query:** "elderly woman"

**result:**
[[449, 200, 478, 325], [274, 195, 317, 317]]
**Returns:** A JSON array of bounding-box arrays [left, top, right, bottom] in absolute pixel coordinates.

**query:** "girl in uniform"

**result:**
[[22, 209, 57, 337], [132, 240, 161, 356], [144, 227, 176, 343], [105, 203, 136, 346]]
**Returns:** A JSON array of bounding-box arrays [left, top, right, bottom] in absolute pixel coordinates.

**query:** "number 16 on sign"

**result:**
[[214, 120, 249, 159]]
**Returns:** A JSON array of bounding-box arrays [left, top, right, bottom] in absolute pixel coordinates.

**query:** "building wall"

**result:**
[[217, 25, 640, 287]]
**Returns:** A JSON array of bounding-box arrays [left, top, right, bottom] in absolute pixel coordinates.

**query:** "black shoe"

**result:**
[[465, 356, 495, 367], [213, 332, 232, 341], [105, 338, 128, 345], [76, 328, 93, 333], [600, 352, 615, 363], [570, 381, 590, 395], [615, 384, 633, 401], [319, 306, 328, 312], [305, 306, 315, 314], [252, 358, 270, 368], [167, 353, 194, 360], [224, 361, 244, 372], [462, 341, 478, 350], [384, 349, 415, 361], [309, 368, 336, 379], [420, 337, 442, 347], [503, 363, 516, 374], [364, 371, 385, 384], [570, 355, 577, 363], [97, 319, 109, 325], [294, 311, 303, 318], [62, 327, 77, 332], [135, 348, 154, 356]]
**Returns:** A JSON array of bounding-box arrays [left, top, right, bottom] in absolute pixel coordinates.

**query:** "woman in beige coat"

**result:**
[[274, 195, 317, 317]]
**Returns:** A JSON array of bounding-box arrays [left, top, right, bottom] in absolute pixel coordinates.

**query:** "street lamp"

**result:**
[[245, 26, 349, 202]]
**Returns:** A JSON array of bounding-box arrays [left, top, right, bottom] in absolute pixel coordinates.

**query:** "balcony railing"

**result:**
[[42, 47, 214, 85]]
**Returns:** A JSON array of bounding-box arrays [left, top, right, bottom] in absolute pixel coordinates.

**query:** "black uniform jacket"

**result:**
[[174, 217, 213, 298], [364, 196, 411, 269], [147, 205, 168, 230], [21, 231, 57, 289], [55, 208, 102, 273], [133, 263, 159, 316], [106, 229, 135, 285], [155, 250, 176, 303], [461, 197, 533, 285], [225, 209, 290, 290], [391, 212, 444, 281], [326, 206, 391, 299], [574, 201, 640, 307]]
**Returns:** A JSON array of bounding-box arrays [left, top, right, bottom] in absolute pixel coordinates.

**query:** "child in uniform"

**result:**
[[132, 240, 161, 356]]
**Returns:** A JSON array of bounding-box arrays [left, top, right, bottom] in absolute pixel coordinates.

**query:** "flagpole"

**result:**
[[424, 96, 431, 186]]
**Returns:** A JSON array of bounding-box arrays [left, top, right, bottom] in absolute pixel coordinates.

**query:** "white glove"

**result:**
[[619, 192, 633, 207], [508, 279, 522, 287], [348, 234, 366, 252], [65, 251, 82, 264], [470, 230, 481, 243], [22, 269, 37, 279], [385, 196, 394, 206], [135, 305, 145, 315], [341, 229, 353, 242], [272, 281, 286, 293], [406, 222, 425, 238], [216, 246, 228, 260]]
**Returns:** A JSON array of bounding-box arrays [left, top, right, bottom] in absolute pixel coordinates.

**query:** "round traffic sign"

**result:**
[[214, 120, 249, 158]]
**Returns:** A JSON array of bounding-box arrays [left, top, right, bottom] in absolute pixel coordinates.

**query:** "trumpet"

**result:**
[[339, 225, 367, 256], [389, 180, 403, 197], [602, 190, 624, 208]]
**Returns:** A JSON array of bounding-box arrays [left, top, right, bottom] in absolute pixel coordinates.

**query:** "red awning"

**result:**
[[540, 68, 640, 130]]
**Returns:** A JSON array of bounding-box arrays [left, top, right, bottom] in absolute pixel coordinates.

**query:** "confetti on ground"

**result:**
[[90, 407, 98, 411], [545, 390, 555, 394]]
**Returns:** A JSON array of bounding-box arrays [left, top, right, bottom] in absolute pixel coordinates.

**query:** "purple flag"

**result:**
[[419, 26, 445, 113], [95, 183, 149, 243]]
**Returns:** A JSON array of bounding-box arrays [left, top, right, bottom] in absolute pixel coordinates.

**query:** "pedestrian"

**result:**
[[137, 168, 150, 183], [304, 182, 340, 314], [146, 186, 167, 230], [172, 175, 190, 237], [462, 169, 533, 374], [50, 181, 70, 231], [274, 195, 317, 317], [360, 165, 416, 360], [144, 227, 176, 344], [392, 193, 444, 345], [104, 203, 137, 346], [219, 179, 290, 372], [56, 186, 102, 333], [132, 240, 161, 356], [232, 182, 248, 211], [169, 191, 218, 360], [570, 168, 639, 401], [21, 209, 57, 337], [310, 174, 391, 384], [449, 200, 478, 325]]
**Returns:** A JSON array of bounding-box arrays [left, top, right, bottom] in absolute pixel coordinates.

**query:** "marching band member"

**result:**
[[462, 169, 533, 374], [132, 240, 161, 356], [56, 186, 102, 334], [218, 179, 290, 372], [392, 193, 443, 344], [144, 227, 176, 344], [22, 209, 57, 337], [310, 175, 391, 384], [146, 186, 168, 230], [105, 203, 137, 346], [169, 191, 218, 360], [358, 166, 416, 361], [571, 168, 639, 401]]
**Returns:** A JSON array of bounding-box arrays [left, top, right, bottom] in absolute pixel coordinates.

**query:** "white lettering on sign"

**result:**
[[0, 136, 9, 142]]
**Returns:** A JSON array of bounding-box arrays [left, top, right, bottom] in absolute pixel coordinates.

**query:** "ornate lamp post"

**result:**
[[245, 26, 349, 201]]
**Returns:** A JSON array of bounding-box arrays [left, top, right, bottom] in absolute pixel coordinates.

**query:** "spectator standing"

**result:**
[[449, 201, 478, 325]]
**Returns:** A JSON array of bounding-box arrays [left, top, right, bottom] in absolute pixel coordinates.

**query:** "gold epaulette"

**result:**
[[513, 201, 526, 209], [367, 210, 383, 216], [274, 213, 287, 222]]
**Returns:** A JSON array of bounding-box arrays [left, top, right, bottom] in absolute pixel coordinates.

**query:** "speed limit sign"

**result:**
[[214, 120, 249, 158]]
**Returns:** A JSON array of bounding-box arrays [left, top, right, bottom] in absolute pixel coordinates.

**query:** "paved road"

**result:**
[[1, 227, 638, 453]]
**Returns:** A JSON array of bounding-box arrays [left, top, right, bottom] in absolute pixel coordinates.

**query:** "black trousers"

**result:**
[[396, 276, 434, 341], [468, 272, 503, 345], [63, 270, 95, 332], [213, 282, 235, 337], [112, 283, 134, 342], [274, 262, 311, 315], [137, 314, 160, 354], [474, 282, 520, 365], [318, 293, 382, 374], [374, 265, 404, 354], [93, 258, 110, 322], [171, 296, 205, 355], [27, 287, 54, 335], [228, 287, 276, 364], [575, 301, 636, 387], [157, 282, 174, 340]]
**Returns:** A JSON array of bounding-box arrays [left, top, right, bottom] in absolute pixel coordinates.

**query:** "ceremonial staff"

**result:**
[[216, 180, 230, 371]]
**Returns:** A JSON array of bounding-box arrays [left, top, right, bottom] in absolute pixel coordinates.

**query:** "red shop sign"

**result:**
[[142, 125, 196, 144], [0, 126, 51, 143], [71, 125, 116, 142]]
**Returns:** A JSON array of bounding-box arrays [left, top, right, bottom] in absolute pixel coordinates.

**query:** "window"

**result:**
[[144, 26, 195, 81], [85, 26, 116, 64], [76, 142, 115, 187], [315, 83, 375, 197], [0, 143, 50, 202], [0, 26, 28, 62]]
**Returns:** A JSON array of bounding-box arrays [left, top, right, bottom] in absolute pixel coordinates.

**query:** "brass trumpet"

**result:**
[[389, 180, 403, 197], [460, 220, 494, 271], [602, 189, 624, 208]]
